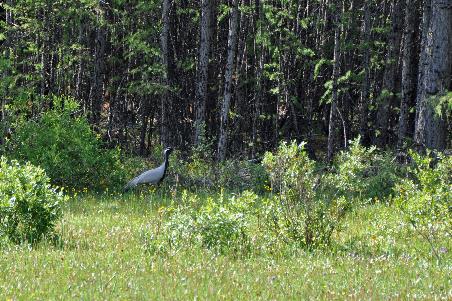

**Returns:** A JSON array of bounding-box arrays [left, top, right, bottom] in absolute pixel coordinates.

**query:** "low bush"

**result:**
[[145, 190, 257, 256], [166, 153, 267, 193], [218, 160, 268, 193], [0, 157, 67, 243], [394, 150, 451, 258], [176, 153, 216, 189], [322, 138, 400, 204], [7, 96, 124, 191], [262, 141, 347, 249]]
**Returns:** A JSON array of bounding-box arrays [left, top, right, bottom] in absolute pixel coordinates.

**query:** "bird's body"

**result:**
[[124, 147, 173, 191]]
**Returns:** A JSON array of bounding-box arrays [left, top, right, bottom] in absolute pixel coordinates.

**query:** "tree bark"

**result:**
[[252, 0, 264, 157], [160, 0, 172, 147], [218, 0, 240, 161], [89, 1, 107, 125], [194, 0, 213, 146], [375, 0, 404, 147], [359, 0, 371, 145], [40, 5, 53, 104], [327, 8, 341, 163], [139, 97, 151, 156], [397, 0, 420, 147], [414, 0, 451, 150], [1, 0, 13, 146]]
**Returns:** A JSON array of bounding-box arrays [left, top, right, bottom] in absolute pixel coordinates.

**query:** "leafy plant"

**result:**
[[262, 141, 346, 248], [218, 160, 268, 193], [197, 197, 251, 254], [394, 150, 451, 259], [322, 137, 400, 204], [7, 96, 125, 191], [168, 154, 216, 190], [0, 157, 67, 243], [145, 190, 257, 256]]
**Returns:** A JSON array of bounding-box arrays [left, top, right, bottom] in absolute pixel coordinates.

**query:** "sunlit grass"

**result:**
[[0, 193, 450, 300]]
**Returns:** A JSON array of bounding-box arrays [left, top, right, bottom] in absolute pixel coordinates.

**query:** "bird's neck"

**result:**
[[162, 152, 170, 176], [164, 152, 170, 166]]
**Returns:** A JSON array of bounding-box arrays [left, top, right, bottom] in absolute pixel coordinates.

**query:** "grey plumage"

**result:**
[[124, 147, 173, 191]]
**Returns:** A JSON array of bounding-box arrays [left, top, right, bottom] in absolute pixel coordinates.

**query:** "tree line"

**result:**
[[1, 0, 451, 161]]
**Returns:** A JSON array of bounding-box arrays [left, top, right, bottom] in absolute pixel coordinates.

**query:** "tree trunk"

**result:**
[[414, 0, 451, 150], [139, 97, 151, 156], [327, 9, 341, 163], [1, 0, 13, 146], [89, 1, 107, 125], [252, 0, 264, 157], [397, 0, 420, 147], [375, 0, 404, 147], [416, 0, 432, 115], [194, 0, 213, 146], [40, 6, 53, 104], [359, 0, 371, 145], [160, 0, 172, 146], [218, 0, 240, 161], [75, 22, 86, 100]]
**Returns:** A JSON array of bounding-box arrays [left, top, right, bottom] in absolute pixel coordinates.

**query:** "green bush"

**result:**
[[0, 157, 67, 243], [7, 96, 124, 191], [145, 190, 257, 256], [217, 160, 268, 193], [262, 141, 346, 248], [167, 153, 267, 193], [196, 192, 257, 254], [323, 138, 400, 204], [394, 150, 451, 257]]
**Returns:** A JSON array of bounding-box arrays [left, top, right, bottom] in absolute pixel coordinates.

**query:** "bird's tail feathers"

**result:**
[[123, 177, 139, 192]]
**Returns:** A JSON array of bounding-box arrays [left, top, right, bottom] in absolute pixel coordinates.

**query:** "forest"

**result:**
[[0, 0, 451, 299]]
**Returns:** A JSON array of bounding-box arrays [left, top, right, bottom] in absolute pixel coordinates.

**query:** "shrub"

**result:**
[[323, 138, 400, 204], [0, 157, 67, 243], [217, 160, 268, 193], [145, 190, 257, 256], [168, 157, 262, 193], [394, 150, 451, 258], [197, 200, 251, 254], [262, 141, 346, 248], [179, 153, 216, 189], [7, 96, 124, 191]]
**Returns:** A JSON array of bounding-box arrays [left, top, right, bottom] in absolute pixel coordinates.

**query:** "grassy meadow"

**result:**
[[0, 191, 450, 300]]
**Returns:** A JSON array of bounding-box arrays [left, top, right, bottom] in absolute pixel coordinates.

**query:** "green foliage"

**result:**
[[320, 70, 359, 105], [192, 122, 214, 161], [262, 141, 346, 248], [314, 58, 330, 80], [323, 138, 400, 204], [165, 150, 267, 193], [394, 151, 451, 258], [197, 197, 252, 254], [146, 190, 257, 256], [0, 157, 66, 243], [171, 153, 216, 190], [7, 96, 124, 191], [218, 160, 268, 193], [433, 91, 452, 119]]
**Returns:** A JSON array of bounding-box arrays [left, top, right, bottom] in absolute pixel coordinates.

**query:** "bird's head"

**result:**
[[164, 147, 173, 156]]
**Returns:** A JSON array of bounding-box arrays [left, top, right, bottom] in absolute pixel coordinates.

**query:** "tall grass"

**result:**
[[0, 192, 450, 300]]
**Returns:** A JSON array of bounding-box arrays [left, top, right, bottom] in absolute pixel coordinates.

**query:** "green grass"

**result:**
[[0, 192, 450, 300]]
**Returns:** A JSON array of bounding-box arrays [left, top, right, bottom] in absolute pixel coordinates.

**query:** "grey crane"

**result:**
[[124, 147, 173, 191]]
